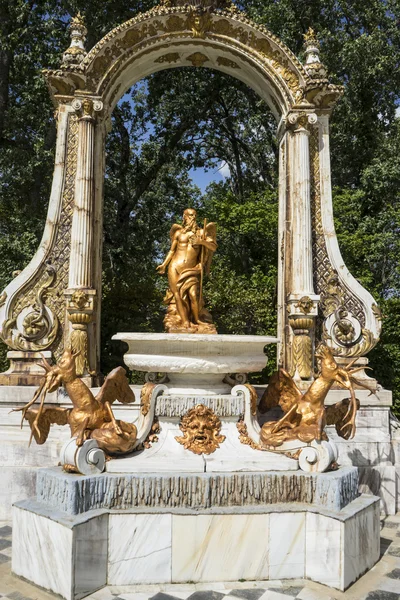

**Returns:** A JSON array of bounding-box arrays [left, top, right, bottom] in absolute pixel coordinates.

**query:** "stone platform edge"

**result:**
[[36, 466, 359, 515]]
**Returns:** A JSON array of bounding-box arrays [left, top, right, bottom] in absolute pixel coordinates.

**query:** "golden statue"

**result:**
[[13, 350, 137, 458], [157, 208, 217, 333], [258, 346, 365, 447]]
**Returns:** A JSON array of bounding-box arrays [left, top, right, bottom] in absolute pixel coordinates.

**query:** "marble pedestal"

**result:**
[[12, 466, 380, 599]]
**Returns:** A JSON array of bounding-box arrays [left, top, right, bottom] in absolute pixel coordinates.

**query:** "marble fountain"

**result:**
[[11, 328, 379, 599], [2, 3, 386, 597]]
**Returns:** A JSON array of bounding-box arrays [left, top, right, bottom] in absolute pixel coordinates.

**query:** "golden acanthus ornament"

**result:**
[[258, 346, 367, 447], [12, 350, 137, 460], [157, 208, 217, 333]]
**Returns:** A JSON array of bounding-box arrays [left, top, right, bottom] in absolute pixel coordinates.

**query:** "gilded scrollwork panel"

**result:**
[[309, 124, 379, 357], [1, 114, 78, 358]]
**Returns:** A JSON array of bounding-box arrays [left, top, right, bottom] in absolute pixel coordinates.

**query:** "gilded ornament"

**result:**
[[296, 296, 314, 315], [289, 317, 313, 380], [371, 303, 382, 321], [188, 7, 212, 39], [157, 208, 217, 333], [71, 290, 89, 309], [62, 12, 87, 67], [142, 418, 160, 449], [12, 350, 137, 458], [259, 346, 367, 447], [303, 28, 320, 50], [141, 382, 156, 416], [176, 405, 225, 454], [187, 52, 209, 67], [82, 98, 94, 117], [155, 53, 180, 64], [0, 291, 7, 308], [216, 56, 240, 69], [237, 418, 263, 451], [321, 270, 343, 316], [66, 289, 96, 376]]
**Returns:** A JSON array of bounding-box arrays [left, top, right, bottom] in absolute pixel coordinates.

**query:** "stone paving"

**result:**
[[1, 515, 400, 600]]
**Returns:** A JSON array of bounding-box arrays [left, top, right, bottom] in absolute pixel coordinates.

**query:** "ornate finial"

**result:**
[[62, 12, 87, 67], [303, 27, 327, 80], [304, 27, 320, 50]]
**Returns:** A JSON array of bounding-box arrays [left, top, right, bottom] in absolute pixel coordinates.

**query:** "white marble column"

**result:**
[[65, 98, 102, 379], [69, 99, 96, 289], [286, 113, 320, 382], [289, 116, 314, 296]]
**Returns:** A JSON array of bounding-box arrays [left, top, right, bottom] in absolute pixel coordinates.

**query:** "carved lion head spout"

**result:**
[[175, 404, 225, 455]]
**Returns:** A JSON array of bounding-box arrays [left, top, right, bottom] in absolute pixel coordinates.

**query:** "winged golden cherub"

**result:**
[[156, 208, 217, 333], [258, 346, 366, 447], [12, 349, 137, 457]]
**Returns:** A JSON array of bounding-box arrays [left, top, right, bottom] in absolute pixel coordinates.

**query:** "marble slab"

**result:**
[[171, 513, 270, 582], [12, 504, 73, 599], [11, 493, 380, 596], [108, 514, 172, 584], [305, 512, 342, 588], [342, 499, 380, 589], [105, 421, 205, 474], [204, 421, 298, 472], [73, 514, 108, 597], [269, 512, 305, 579]]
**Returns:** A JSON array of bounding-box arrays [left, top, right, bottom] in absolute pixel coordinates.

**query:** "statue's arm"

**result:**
[[157, 238, 178, 273], [196, 238, 217, 252]]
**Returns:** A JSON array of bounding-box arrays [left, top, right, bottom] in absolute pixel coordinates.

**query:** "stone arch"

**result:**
[[0, 2, 381, 386]]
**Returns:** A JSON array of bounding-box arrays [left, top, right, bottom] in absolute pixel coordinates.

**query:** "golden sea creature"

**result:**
[[12, 349, 137, 456], [259, 346, 367, 447]]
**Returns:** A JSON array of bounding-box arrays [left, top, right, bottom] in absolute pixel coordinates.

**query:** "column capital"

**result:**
[[71, 97, 104, 121], [287, 294, 320, 317], [286, 111, 318, 132]]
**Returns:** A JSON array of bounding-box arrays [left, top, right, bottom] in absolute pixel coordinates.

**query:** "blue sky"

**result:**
[[189, 164, 229, 192]]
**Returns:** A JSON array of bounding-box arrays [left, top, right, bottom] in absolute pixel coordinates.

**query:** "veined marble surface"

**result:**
[[12, 505, 73, 599], [108, 514, 172, 585], [11, 494, 380, 596], [171, 513, 270, 582]]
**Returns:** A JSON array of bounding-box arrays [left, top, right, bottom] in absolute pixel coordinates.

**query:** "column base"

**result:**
[[0, 351, 52, 386]]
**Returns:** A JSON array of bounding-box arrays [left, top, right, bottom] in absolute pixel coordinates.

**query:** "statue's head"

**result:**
[[183, 208, 197, 228]]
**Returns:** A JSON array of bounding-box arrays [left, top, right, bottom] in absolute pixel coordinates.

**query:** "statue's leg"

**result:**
[[189, 286, 207, 325], [173, 292, 190, 327]]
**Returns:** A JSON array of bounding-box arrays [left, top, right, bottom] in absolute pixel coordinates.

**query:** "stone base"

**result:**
[[0, 351, 53, 386], [0, 384, 398, 519], [12, 491, 380, 598], [37, 466, 360, 514]]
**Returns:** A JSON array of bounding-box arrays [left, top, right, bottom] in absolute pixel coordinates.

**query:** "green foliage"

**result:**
[[0, 1, 400, 409]]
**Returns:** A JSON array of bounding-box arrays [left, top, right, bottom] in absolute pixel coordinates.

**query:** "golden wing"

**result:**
[[259, 371, 281, 413], [278, 369, 303, 413], [25, 406, 70, 445], [204, 222, 217, 275], [259, 369, 302, 414], [325, 397, 360, 440], [96, 367, 136, 406]]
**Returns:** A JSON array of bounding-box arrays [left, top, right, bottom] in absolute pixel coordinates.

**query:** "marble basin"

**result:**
[[113, 332, 278, 394]]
